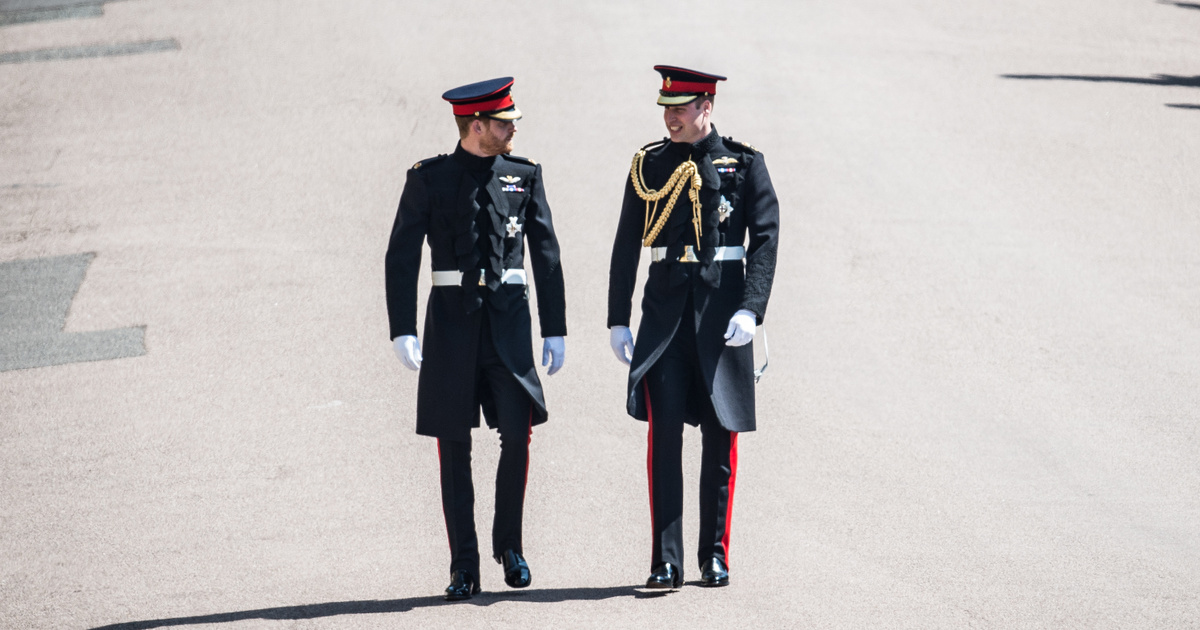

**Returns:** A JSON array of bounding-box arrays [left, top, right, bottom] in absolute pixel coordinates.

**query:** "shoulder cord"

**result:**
[[629, 150, 703, 248]]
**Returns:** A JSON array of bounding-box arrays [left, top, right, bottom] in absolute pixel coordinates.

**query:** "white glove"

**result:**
[[610, 326, 635, 365], [393, 335, 422, 370], [542, 336, 565, 375], [724, 309, 757, 347]]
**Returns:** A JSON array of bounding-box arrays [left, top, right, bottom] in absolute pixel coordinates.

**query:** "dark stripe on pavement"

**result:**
[[0, 38, 179, 64], [1001, 73, 1200, 87], [0, 4, 101, 25], [0, 253, 146, 372]]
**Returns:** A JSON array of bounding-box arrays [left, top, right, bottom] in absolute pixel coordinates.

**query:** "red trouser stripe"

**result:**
[[722, 432, 739, 565], [644, 381, 655, 556]]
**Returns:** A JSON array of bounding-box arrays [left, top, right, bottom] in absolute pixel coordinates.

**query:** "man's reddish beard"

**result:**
[[480, 123, 515, 155]]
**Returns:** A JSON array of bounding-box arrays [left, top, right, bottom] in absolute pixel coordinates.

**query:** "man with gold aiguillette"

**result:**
[[607, 66, 779, 590], [386, 77, 567, 601]]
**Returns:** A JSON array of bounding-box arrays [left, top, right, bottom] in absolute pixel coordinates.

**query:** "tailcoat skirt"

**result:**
[[608, 127, 779, 433], [386, 144, 567, 442]]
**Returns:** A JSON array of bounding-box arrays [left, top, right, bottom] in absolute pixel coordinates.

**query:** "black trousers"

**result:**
[[644, 300, 739, 576], [436, 313, 532, 581]]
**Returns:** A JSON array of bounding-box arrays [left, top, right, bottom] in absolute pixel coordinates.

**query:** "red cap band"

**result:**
[[451, 93, 515, 116], [661, 79, 717, 94]]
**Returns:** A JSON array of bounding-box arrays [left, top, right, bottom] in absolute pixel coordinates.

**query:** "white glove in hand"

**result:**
[[393, 335, 422, 370], [724, 309, 757, 347], [542, 336, 565, 375], [610, 326, 635, 365]]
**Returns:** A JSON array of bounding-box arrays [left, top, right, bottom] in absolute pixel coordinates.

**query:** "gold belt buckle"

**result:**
[[678, 245, 699, 263]]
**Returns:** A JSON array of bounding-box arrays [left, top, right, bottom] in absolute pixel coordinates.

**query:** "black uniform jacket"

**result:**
[[607, 127, 778, 433], [386, 143, 567, 441]]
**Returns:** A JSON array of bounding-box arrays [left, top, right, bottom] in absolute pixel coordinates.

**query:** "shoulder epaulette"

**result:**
[[641, 137, 670, 151], [500, 153, 538, 166], [411, 154, 448, 170], [722, 136, 760, 154]]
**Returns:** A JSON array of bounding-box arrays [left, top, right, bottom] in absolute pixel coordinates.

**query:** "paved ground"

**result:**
[[2, 1, 1199, 628]]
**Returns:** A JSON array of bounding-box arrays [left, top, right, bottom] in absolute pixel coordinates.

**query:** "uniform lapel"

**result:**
[[453, 170, 481, 262], [484, 172, 511, 261], [485, 170, 511, 224], [697, 152, 723, 287], [696, 154, 721, 248]]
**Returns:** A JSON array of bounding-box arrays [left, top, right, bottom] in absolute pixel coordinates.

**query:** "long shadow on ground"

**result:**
[[1000, 74, 1200, 87], [90, 585, 664, 629]]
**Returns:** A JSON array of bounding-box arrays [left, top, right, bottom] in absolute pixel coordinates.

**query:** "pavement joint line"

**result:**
[[0, 37, 179, 64], [0, 3, 101, 26]]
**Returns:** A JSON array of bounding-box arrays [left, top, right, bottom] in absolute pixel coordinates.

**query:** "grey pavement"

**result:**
[[2, 1, 1198, 628]]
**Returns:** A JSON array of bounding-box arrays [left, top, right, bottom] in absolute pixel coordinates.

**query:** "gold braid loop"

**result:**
[[630, 150, 704, 248]]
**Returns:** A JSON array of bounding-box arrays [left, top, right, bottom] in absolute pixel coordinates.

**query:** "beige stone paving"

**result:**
[[2, 1, 1199, 628]]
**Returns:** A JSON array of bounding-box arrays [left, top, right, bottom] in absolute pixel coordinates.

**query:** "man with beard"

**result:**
[[386, 77, 567, 601], [607, 66, 779, 589]]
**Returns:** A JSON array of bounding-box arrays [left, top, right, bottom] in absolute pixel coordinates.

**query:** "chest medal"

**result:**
[[506, 216, 523, 238], [718, 195, 734, 223], [499, 175, 524, 193]]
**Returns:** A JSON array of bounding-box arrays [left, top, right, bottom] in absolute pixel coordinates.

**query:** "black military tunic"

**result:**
[[608, 126, 778, 574], [608, 126, 778, 432], [386, 143, 567, 441], [386, 142, 566, 579]]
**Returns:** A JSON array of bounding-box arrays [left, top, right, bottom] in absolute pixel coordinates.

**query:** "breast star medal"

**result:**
[[506, 216, 523, 238], [717, 195, 733, 223]]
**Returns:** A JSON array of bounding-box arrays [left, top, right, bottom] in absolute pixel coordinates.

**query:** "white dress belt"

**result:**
[[431, 268, 527, 287], [649, 245, 745, 263]]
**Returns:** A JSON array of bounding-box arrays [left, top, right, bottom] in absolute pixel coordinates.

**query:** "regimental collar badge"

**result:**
[[499, 175, 521, 184], [718, 195, 734, 223], [506, 216, 523, 238]]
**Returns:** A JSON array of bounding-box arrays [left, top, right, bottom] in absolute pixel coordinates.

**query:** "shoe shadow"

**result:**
[[89, 585, 660, 629]]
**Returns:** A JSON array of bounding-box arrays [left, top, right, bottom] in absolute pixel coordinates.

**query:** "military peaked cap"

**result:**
[[442, 77, 522, 120], [653, 65, 727, 105]]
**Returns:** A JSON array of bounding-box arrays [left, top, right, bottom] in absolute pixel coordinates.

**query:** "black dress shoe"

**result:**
[[645, 563, 683, 589], [498, 549, 531, 588], [444, 570, 481, 601], [699, 557, 729, 587]]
